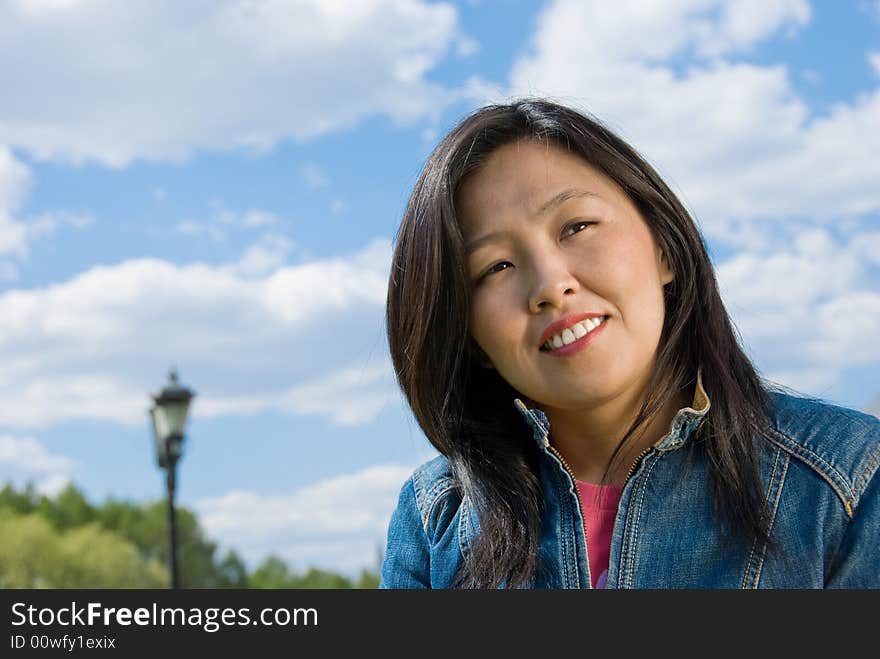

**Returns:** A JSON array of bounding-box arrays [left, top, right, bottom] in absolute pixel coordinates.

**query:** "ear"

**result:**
[[658, 248, 674, 286]]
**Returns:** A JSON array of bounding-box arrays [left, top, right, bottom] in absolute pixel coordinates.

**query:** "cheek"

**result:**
[[469, 294, 499, 350], [593, 239, 667, 330], [610, 229, 666, 293], [469, 288, 517, 357]]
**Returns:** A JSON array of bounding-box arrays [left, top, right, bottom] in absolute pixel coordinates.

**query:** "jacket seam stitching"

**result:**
[[411, 468, 425, 520], [557, 466, 577, 588], [546, 454, 577, 589], [402, 476, 433, 573], [622, 454, 659, 589], [757, 454, 788, 586], [823, 473, 870, 586], [853, 442, 880, 504], [424, 476, 456, 505], [423, 484, 459, 532], [458, 494, 471, 562], [764, 427, 854, 515], [741, 448, 779, 589], [620, 473, 636, 589], [742, 450, 788, 589]]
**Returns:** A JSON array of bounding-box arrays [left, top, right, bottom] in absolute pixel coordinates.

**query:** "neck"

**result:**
[[541, 378, 692, 486]]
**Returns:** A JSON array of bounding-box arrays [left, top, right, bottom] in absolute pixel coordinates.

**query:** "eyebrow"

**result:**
[[537, 187, 599, 215], [464, 188, 600, 255]]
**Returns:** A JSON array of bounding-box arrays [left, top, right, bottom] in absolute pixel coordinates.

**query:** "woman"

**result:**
[[381, 99, 879, 588]]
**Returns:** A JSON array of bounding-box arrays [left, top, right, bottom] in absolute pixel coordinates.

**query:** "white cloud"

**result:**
[[866, 395, 880, 419], [0, 0, 464, 166], [717, 226, 880, 395], [1, 209, 94, 259], [238, 210, 277, 229], [512, 0, 808, 74], [0, 434, 74, 472], [853, 231, 880, 266], [0, 238, 394, 429], [16, 0, 83, 14], [800, 68, 820, 85], [0, 147, 33, 215], [455, 34, 479, 57], [226, 234, 294, 278], [329, 198, 348, 215], [175, 220, 226, 243], [870, 51, 880, 77], [302, 164, 330, 190], [0, 219, 27, 258], [0, 261, 18, 282], [196, 462, 418, 574], [197, 360, 398, 426], [176, 206, 282, 244], [0, 147, 92, 260], [718, 229, 862, 311], [26, 211, 94, 240], [36, 474, 73, 498], [492, 0, 880, 237], [0, 375, 147, 428], [762, 366, 840, 398], [0, 434, 76, 498], [0, 147, 33, 256], [803, 291, 880, 367]]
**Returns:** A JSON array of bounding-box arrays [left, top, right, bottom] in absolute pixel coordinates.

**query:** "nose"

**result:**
[[527, 254, 578, 313]]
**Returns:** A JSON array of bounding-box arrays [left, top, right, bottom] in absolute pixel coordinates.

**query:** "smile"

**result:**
[[540, 316, 607, 353]]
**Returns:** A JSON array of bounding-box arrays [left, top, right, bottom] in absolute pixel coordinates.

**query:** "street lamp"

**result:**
[[149, 369, 195, 590]]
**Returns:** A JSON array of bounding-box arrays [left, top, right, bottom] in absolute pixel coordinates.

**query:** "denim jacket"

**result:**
[[380, 376, 880, 588]]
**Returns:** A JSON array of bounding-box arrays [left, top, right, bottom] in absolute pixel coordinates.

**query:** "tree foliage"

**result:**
[[0, 511, 167, 588], [0, 481, 379, 589], [249, 555, 380, 589]]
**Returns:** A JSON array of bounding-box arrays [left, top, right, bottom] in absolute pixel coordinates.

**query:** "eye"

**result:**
[[561, 220, 594, 239], [477, 260, 513, 282]]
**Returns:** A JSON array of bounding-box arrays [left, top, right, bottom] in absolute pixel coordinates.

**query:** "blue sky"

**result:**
[[1, 0, 878, 577]]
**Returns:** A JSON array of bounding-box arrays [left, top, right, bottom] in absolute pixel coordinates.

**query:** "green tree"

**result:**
[[97, 497, 226, 587], [0, 482, 39, 515], [50, 522, 167, 588], [215, 549, 249, 588], [0, 511, 167, 588], [0, 510, 58, 587], [354, 568, 380, 589], [289, 567, 354, 589], [37, 483, 95, 530], [1, 481, 379, 589], [250, 555, 292, 589]]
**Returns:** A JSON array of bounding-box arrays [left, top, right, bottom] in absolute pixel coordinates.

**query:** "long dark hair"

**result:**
[[386, 99, 775, 588]]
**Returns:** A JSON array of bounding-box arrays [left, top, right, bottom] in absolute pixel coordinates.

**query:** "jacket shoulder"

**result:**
[[765, 390, 880, 513], [409, 454, 462, 532]]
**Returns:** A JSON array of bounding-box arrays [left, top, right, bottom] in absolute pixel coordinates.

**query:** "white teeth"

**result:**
[[543, 316, 605, 351]]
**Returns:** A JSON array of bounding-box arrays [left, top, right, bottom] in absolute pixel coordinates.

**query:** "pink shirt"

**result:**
[[575, 480, 623, 589]]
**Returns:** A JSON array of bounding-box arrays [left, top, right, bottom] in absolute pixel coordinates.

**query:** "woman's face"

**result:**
[[457, 139, 673, 412]]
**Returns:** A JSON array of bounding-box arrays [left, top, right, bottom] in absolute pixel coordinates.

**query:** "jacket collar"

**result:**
[[513, 369, 711, 452]]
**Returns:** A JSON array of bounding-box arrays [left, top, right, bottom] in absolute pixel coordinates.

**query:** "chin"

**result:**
[[533, 385, 614, 410]]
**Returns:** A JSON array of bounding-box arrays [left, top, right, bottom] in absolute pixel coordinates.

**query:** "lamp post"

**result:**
[[149, 369, 195, 590]]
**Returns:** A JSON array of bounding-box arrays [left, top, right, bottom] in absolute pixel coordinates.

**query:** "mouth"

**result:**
[[539, 315, 608, 353]]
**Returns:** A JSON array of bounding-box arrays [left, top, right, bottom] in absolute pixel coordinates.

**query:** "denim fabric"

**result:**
[[380, 377, 880, 588]]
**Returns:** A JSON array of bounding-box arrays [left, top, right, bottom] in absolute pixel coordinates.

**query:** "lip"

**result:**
[[543, 317, 607, 356], [538, 312, 607, 349]]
